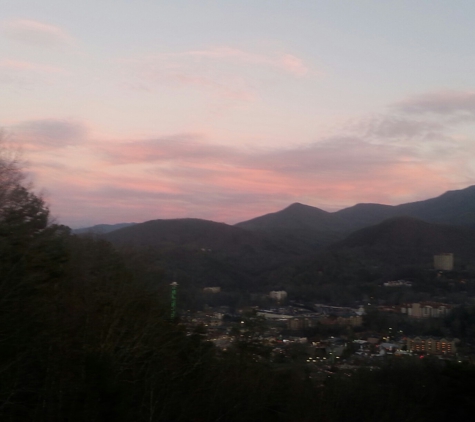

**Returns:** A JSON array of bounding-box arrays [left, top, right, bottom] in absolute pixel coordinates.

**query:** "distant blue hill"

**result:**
[[72, 223, 137, 235]]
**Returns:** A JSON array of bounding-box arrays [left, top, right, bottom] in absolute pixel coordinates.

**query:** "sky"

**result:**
[[2, 0, 475, 228]]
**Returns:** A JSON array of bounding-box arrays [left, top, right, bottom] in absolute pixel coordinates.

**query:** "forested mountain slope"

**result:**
[[330, 216, 475, 266], [103, 218, 312, 290], [72, 222, 136, 234], [335, 185, 475, 230]]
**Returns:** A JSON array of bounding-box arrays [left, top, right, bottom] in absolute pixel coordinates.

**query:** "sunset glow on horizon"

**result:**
[[2, 1, 475, 228]]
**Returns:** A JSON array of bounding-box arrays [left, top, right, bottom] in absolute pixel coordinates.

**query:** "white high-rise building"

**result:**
[[434, 253, 454, 271], [269, 290, 287, 302]]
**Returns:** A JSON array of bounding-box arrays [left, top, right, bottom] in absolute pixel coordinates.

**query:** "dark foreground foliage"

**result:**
[[1, 160, 475, 421]]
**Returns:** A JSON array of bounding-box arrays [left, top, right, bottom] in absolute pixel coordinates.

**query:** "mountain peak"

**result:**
[[282, 202, 328, 214], [286, 202, 306, 208], [236, 202, 349, 232]]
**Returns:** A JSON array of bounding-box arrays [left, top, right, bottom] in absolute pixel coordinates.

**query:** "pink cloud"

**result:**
[[395, 90, 475, 118], [45, 153, 452, 228], [128, 56, 256, 101], [169, 72, 255, 101], [85, 132, 465, 224], [123, 47, 309, 103], [351, 114, 444, 139], [0, 59, 63, 73], [279, 54, 308, 76], [183, 47, 309, 76], [22, 89, 475, 227], [1, 19, 73, 46], [97, 135, 229, 166], [0, 59, 65, 89], [10, 118, 88, 151]]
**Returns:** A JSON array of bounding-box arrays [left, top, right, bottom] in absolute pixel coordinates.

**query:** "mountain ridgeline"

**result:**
[[76, 185, 475, 290], [236, 185, 475, 233], [332, 216, 475, 265], [73, 222, 137, 234]]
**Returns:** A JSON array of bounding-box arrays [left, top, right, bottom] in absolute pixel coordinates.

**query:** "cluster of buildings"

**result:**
[[269, 290, 288, 302], [254, 301, 364, 330], [203, 287, 221, 294], [400, 302, 453, 318], [194, 263, 466, 364], [406, 336, 458, 355], [180, 305, 461, 374], [377, 301, 454, 318], [288, 315, 363, 330], [353, 335, 458, 356], [383, 280, 413, 287]]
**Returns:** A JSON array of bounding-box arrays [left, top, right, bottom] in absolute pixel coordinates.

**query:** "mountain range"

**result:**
[[75, 185, 475, 238], [73, 185, 475, 289], [236, 185, 475, 234], [332, 216, 475, 265]]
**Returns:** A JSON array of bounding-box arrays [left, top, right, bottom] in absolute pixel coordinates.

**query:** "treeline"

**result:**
[[2, 147, 475, 421], [266, 248, 475, 307], [0, 150, 314, 421], [321, 358, 475, 421], [0, 160, 294, 420]]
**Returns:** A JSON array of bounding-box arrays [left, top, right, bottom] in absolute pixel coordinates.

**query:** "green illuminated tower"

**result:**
[[170, 281, 178, 320]]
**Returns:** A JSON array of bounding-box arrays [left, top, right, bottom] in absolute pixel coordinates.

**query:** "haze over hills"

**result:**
[[72, 223, 137, 234], [75, 185, 475, 237], [73, 185, 475, 292], [72, 185, 475, 285]]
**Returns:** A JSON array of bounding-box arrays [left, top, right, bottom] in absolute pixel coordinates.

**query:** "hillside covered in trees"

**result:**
[[0, 145, 301, 420], [2, 143, 475, 421]]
